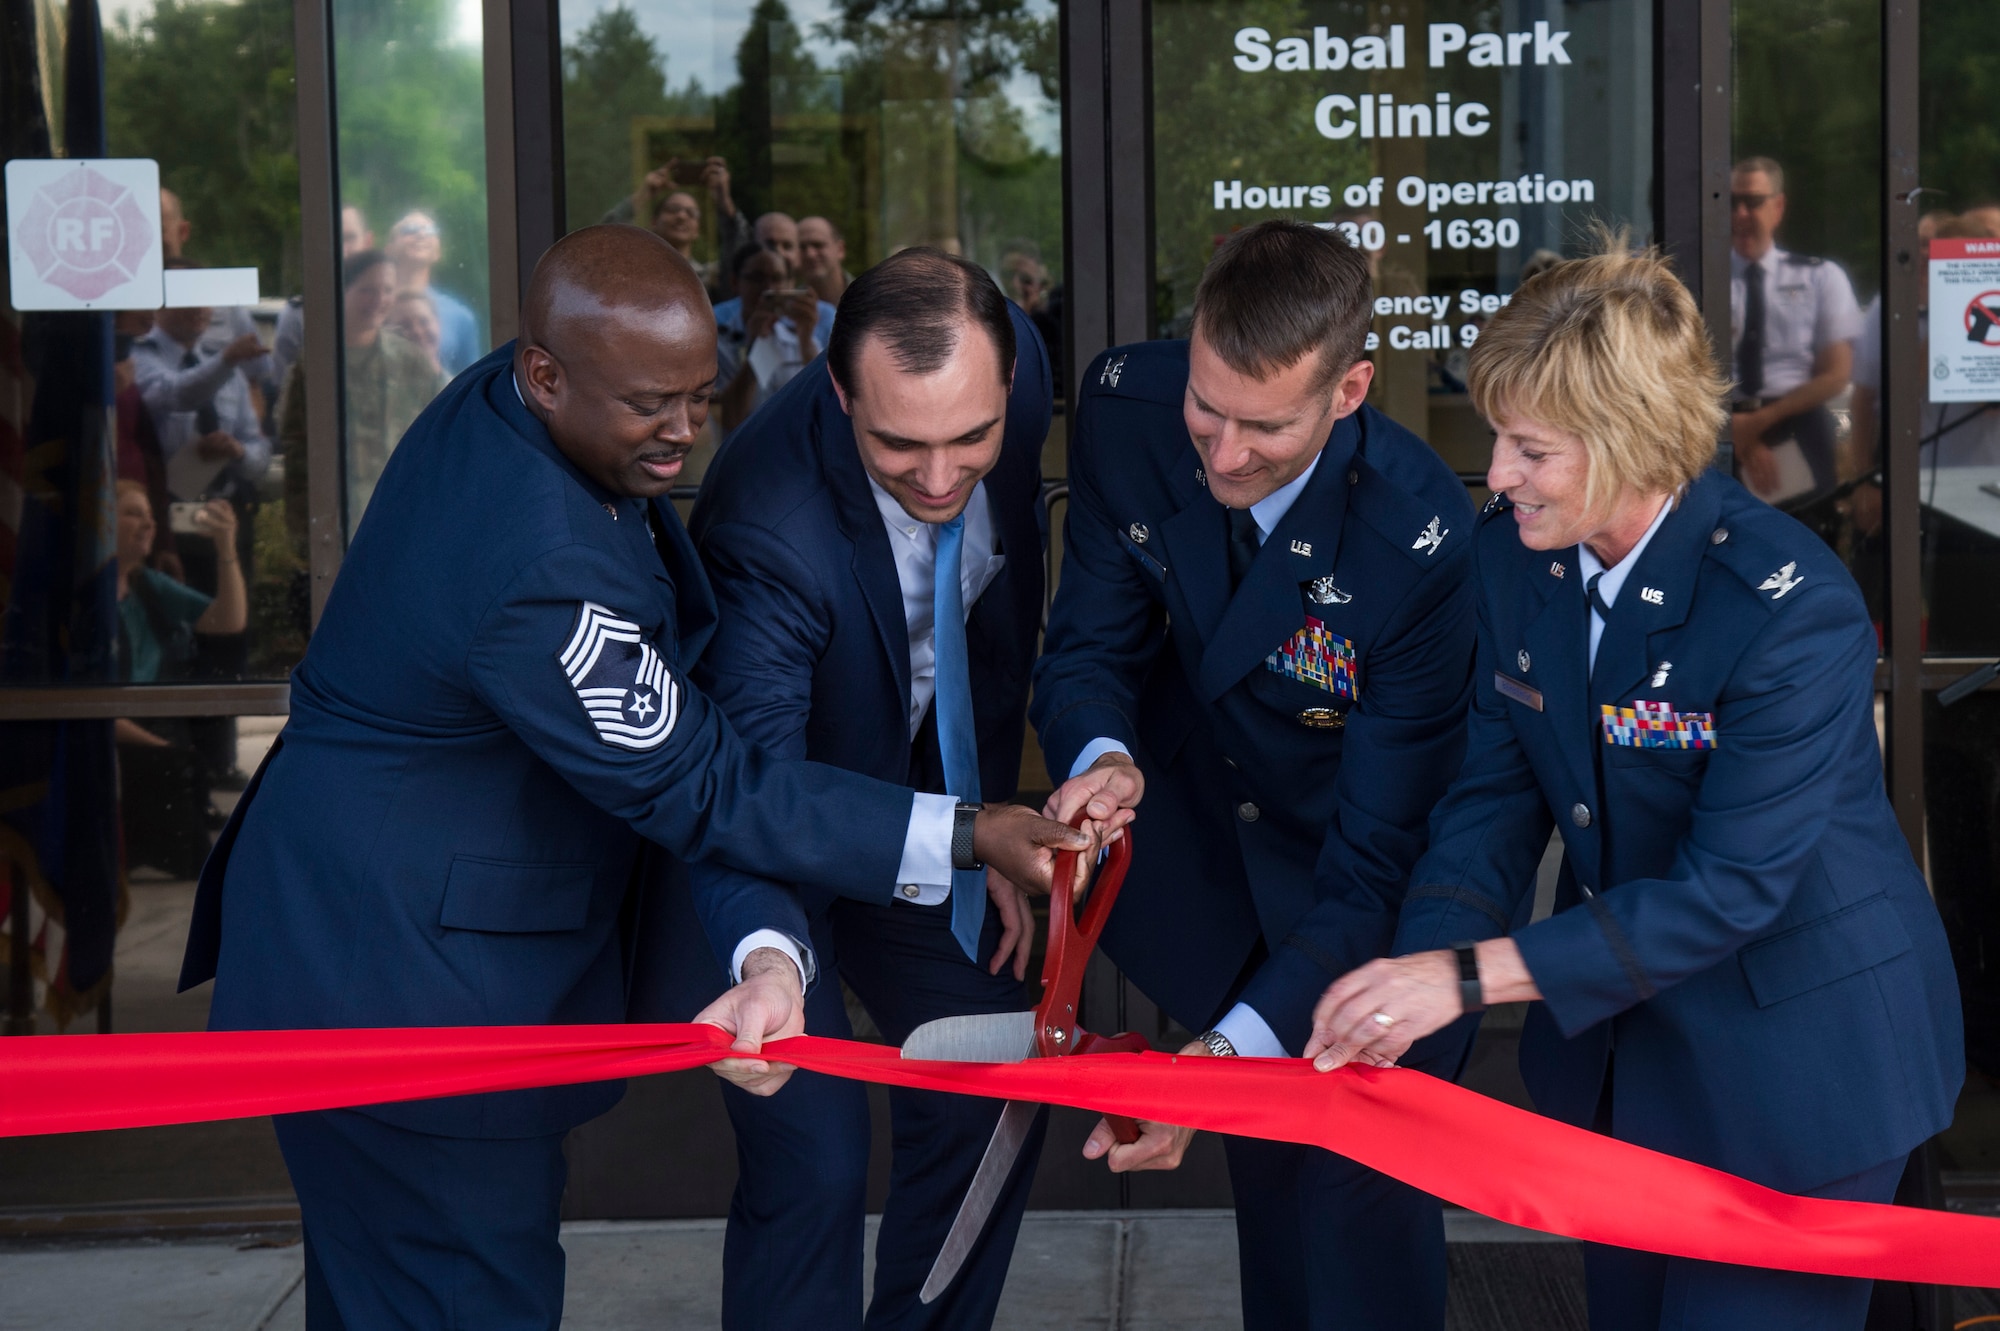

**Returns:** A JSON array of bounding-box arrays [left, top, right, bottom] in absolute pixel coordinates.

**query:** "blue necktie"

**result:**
[[933, 514, 985, 962]]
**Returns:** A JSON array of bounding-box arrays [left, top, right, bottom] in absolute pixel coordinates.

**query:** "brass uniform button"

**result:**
[[1297, 707, 1345, 729]]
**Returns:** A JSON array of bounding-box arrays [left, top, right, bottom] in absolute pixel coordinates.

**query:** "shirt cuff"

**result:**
[[1068, 737, 1133, 780], [730, 929, 814, 992], [894, 792, 957, 905], [1212, 1002, 1288, 1059]]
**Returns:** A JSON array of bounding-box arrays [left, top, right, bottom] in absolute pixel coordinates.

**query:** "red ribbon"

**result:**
[[6, 1023, 1995, 1288]]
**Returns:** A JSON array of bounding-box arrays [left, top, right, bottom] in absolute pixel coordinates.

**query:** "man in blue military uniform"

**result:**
[[177, 226, 1092, 1331], [1033, 220, 1477, 1330], [646, 249, 1065, 1329]]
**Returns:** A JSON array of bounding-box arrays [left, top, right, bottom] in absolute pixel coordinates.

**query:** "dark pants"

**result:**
[[1581, 1154, 1905, 1330], [717, 895, 1045, 1331], [274, 1108, 569, 1331]]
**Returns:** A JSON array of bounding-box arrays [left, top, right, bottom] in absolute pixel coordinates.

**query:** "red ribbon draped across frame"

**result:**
[[6, 1022, 1996, 1288]]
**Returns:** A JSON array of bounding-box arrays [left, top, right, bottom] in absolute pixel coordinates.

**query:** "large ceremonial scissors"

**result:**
[[900, 815, 1147, 1303]]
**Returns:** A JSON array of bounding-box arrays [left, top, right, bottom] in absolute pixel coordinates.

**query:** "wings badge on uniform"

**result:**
[[560, 602, 682, 751]]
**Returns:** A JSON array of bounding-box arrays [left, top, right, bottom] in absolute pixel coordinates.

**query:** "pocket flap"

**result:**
[[440, 857, 596, 934], [1738, 892, 1911, 1008]]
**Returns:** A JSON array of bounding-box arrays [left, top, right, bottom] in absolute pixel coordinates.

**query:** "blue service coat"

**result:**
[[682, 310, 1049, 921], [1031, 341, 1477, 1052], [179, 347, 923, 1139], [1394, 470, 1963, 1193]]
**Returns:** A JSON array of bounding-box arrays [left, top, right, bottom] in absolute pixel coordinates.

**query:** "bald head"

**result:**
[[517, 225, 719, 498]]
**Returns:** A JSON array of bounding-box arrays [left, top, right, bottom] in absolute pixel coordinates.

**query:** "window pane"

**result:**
[[558, 0, 1063, 474], [320, 0, 489, 545], [1149, 0, 1654, 481]]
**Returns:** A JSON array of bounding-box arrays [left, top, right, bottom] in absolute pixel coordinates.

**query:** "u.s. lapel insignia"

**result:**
[[1639, 586, 1664, 605], [1650, 660, 1673, 688], [1290, 539, 1312, 557], [603, 503, 619, 520], [1549, 561, 1565, 579], [1266, 617, 1359, 701], [1481, 492, 1503, 515], [1307, 576, 1351, 606], [1195, 466, 1207, 488], [1100, 353, 1127, 388], [561, 602, 682, 752], [1412, 516, 1447, 555], [1759, 561, 1804, 599], [1128, 522, 1150, 544]]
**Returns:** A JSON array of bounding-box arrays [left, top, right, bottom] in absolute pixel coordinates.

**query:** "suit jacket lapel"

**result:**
[[1520, 546, 1595, 807], [1196, 423, 1358, 701], [819, 399, 913, 707], [1587, 480, 1717, 710]]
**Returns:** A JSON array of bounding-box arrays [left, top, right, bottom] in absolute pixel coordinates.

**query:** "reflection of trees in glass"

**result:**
[[1151, 0, 1371, 329], [1921, 0, 2000, 216], [1733, 0, 1880, 294], [105, 0, 300, 291], [331, 0, 489, 332], [562, 6, 707, 228], [561, 0, 1061, 279]]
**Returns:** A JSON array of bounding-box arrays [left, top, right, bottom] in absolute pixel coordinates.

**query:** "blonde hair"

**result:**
[[1469, 233, 1726, 517]]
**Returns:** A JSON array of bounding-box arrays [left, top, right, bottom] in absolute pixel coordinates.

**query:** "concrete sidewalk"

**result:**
[[0, 1210, 1575, 1330]]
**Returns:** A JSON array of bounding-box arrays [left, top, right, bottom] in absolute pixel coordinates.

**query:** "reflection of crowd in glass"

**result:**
[[608, 155, 1065, 443]]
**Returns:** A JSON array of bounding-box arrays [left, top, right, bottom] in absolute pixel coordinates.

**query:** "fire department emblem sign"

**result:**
[[6, 158, 163, 310]]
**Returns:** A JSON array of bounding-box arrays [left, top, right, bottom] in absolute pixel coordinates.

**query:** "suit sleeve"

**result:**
[[679, 517, 903, 973], [1514, 583, 1879, 1036], [465, 541, 915, 918], [1029, 386, 1167, 781], [1235, 539, 1480, 1052]]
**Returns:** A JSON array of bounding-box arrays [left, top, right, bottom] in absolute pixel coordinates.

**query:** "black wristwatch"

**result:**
[[951, 801, 985, 872], [1452, 941, 1486, 1016]]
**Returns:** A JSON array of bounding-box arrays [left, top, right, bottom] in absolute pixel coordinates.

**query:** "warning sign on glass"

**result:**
[[1928, 237, 2000, 403]]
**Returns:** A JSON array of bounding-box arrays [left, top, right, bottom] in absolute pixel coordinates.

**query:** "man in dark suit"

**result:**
[[177, 227, 1091, 1331], [649, 249, 1059, 1330], [1032, 221, 1478, 1330]]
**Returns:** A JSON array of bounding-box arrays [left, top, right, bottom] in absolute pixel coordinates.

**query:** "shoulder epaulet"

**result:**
[[1701, 509, 1829, 613], [1349, 457, 1463, 568], [1081, 341, 1186, 407]]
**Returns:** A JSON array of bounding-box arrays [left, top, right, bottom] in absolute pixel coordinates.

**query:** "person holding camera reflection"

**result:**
[[714, 242, 837, 439], [604, 155, 750, 302], [112, 480, 247, 877]]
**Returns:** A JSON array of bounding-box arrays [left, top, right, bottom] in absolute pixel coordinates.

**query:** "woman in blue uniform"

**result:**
[[1306, 239, 1962, 1329]]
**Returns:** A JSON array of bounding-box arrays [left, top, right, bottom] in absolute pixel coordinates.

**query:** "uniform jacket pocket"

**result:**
[[440, 856, 596, 933], [1737, 891, 1911, 1008]]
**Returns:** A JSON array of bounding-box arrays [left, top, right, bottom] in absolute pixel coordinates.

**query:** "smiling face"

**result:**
[[115, 488, 155, 569], [389, 211, 443, 268], [520, 300, 717, 498], [344, 260, 397, 347], [1183, 330, 1372, 510], [653, 191, 701, 249], [1730, 168, 1785, 260], [835, 320, 1010, 525], [1484, 411, 1600, 551], [797, 218, 844, 279]]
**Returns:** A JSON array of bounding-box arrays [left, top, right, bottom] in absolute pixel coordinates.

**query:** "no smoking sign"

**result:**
[[6, 158, 163, 311]]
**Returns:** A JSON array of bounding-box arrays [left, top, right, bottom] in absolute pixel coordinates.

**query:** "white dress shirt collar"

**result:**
[[1577, 495, 1675, 671], [1245, 449, 1323, 545], [865, 472, 1003, 738]]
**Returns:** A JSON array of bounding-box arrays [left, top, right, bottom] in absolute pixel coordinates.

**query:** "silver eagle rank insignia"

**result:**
[[1758, 561, 1804, 600], [1412, 516, 1448, 556]]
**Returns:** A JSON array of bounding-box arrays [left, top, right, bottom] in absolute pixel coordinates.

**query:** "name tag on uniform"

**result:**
[[1266, 617, 1358, 700], [1600, 700, 1717, 749], [1494, 672, 1543, 711]]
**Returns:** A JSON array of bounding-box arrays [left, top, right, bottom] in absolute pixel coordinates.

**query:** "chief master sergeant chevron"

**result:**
[[175, 225, 1093, 1331], [1034, 220, 1478, 1331]]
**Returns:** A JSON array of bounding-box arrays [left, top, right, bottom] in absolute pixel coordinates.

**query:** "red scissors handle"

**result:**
[[1036, 817, 1142, 1144]]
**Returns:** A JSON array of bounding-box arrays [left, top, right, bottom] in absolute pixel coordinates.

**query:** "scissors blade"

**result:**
[[919, 1099, 1039, 1304], [900, 1011, 1037, 1064]]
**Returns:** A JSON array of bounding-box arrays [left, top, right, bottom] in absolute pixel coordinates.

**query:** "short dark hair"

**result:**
[[729, 240, 779, 281], [828, 247, 1016, 395], [1191, 220, 1372, 389], [343, 248, 392, 290]]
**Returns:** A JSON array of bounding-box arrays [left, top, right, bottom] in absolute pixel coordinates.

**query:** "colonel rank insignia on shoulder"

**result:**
[[561, 602, 682, 751]]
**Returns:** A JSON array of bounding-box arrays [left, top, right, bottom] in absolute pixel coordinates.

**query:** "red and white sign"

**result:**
[[5, 158, 163, 311], [1929, 237, 2000, 403]]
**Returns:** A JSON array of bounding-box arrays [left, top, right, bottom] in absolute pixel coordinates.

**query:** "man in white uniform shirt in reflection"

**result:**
[[1727, 155, 1862, 502]]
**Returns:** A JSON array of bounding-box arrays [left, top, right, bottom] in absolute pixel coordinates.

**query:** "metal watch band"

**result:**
[[1453, 941, 1486, 1016], [951, 801, 984, 872], [1198, 1028, 1238, 1058]]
